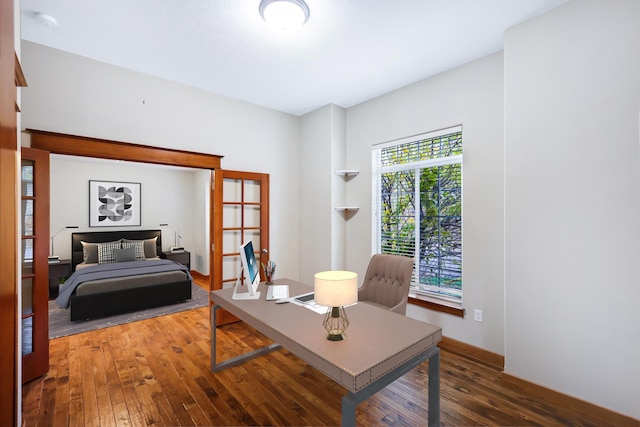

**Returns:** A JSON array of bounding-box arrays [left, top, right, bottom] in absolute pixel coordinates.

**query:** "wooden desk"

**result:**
[[210, 278, 442, 427]]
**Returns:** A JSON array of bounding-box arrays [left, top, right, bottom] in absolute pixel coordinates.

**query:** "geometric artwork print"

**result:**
[[89, 180, 140, 227], [97, 185, 133, 222]]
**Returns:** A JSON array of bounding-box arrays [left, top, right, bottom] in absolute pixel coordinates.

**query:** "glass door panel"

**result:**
[[21, 148, 50, 383], [21, 161, 35, 357], [212, 170, 270, 325]]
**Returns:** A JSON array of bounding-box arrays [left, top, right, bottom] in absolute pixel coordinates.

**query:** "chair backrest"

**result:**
[[358, 254, 413, 315]]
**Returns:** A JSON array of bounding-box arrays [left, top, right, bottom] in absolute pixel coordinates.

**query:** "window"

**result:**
[[372, 126, 462, 302]]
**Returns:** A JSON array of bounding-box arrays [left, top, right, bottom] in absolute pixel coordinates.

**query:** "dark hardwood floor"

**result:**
[[22, 304, 624, 426]]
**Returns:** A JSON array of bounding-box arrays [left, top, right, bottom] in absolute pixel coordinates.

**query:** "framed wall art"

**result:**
[[89, 180, 141, 227]]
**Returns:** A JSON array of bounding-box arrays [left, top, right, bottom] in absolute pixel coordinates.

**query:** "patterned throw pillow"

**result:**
[[82, 239, 120, 264], [121, 241, 145, 261], [97, 241, 122, 264]]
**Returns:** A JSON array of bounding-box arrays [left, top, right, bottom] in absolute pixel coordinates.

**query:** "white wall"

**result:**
[[21, 41, 302, 281], [504, 0, 640, 419], [346, 52, 506, 355], [192, 169, 211, 273], [299, 104, 349, 282], [329, 105, 348, 271], [299, 106, 333, 282]]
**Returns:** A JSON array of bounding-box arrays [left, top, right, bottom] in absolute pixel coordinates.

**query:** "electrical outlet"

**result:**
[[474, 309, 483, 323]]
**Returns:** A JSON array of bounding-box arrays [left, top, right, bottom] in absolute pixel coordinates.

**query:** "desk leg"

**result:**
[[340, 345, 439, 427], [428, 347, 440, 427], [210, 305, 281, 372], [211, 305, 219, 373], [341, 395, 357, 427]]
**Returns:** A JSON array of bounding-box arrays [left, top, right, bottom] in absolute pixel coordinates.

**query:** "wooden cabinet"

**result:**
[[162, 251, 190, 270]]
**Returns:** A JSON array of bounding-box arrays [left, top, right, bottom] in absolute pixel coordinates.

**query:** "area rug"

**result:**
[[48, 282, 208, 339]]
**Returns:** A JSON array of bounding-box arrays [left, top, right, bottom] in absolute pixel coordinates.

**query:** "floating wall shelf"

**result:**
[[335, 207, 359, 212], [334, 170, 360, 177]]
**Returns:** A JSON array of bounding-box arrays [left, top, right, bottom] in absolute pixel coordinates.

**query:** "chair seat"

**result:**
[[359, 300, 399, 312]]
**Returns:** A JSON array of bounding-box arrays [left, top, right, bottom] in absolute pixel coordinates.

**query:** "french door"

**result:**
[[21, 147, 50, 383], [211, 170, 269, 325]]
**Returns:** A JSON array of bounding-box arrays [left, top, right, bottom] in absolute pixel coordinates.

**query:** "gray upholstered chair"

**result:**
[[358, 254, 413, 315]]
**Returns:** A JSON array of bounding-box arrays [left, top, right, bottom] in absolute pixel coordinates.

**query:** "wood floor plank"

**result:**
[[79, 334, 101, 426], [107, 322, 149, 426], [145, 315, 212, 426], [98, 328, 134, 426], [120, 321, 179, 426], [22, 305, 635, 427], [51, 336, 70, 427], [154, 314, 227, 425], [34, 336, 59, 427], [88, 329, 118, 427], [136, 318, 200, 426], [21, 361, 44, 424], [170, 313, 260, 426], [65, 334, 84, 425]]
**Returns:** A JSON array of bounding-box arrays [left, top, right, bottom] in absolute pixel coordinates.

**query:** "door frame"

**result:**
[[0, 0, 20, 421], [28, 129, 223, 294]]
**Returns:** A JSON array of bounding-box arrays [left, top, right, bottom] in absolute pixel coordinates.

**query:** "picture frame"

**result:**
[[89, 180, 141, 227]]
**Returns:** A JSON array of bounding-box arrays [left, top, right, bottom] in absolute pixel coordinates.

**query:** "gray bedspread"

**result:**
[[55, 259, 192, 308]]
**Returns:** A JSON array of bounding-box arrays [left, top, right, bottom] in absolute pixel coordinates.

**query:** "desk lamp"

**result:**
[[314, 271, 358, 341], [159, 223, 183, 252], [49, 226, 78, 261]]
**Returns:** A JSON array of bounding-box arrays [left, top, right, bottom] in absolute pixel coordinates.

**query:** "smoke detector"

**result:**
[[36, 13, 58, 28]]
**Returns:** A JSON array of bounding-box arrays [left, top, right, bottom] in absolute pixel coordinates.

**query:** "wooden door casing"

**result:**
[[0, 0, 19, 421]]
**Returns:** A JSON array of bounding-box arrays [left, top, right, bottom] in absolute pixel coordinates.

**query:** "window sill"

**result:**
[[408, 293, 465, 317]]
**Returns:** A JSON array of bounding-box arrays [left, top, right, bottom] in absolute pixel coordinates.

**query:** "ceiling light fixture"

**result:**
[[259, 0, 310, 32]]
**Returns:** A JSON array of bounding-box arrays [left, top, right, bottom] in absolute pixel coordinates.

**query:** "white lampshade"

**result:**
[[259, 0, 310, 32], [314, 271, 358, 307]]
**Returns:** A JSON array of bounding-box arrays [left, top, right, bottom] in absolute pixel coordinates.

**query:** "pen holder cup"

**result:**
[[263, 261, 276, 285]]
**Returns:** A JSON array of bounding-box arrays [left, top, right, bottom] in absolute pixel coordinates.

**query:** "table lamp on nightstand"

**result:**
[[49, 225, 78, 262], [159, 223, 184, 252], [314, 270, 358, 341]]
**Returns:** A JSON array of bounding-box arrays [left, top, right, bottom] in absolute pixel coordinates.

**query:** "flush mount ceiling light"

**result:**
[[259, 0, 310, 32]]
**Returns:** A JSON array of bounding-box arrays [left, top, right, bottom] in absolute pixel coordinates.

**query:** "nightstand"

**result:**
[[48, 259, 71, 299], [161, 250, 191, 270]]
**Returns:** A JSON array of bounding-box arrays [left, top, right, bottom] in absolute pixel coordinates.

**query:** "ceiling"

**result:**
[[20, 0, 569, 116]]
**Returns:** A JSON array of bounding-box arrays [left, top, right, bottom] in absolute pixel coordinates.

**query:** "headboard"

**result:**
[[71, 229, 163, 271]]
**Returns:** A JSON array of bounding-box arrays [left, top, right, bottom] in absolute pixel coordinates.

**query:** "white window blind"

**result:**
[[372, 126, 463, 300]]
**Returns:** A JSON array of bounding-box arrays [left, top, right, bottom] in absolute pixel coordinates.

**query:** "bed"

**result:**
[[55, 229, 192, 321]]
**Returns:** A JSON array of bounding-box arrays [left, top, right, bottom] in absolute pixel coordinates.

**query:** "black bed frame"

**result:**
[[69, 229, 192, 321]]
